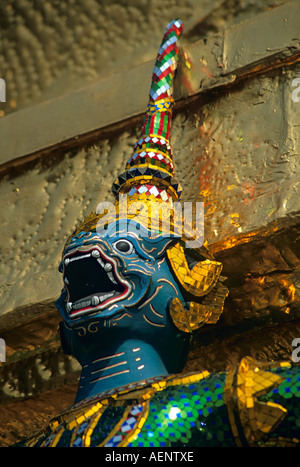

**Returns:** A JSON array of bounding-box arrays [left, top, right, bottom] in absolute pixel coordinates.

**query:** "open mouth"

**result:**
[[63, 246, 131, 319]]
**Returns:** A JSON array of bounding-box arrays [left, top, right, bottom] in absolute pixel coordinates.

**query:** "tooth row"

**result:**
[[67, 292, 115, 312], [64, 250, 114, 274], [100, 292, 114, 301], [72, 299, 92, 310], [91, 296, 100, 306], [91, 294, 114, 306], [64, 253, 91, 265]]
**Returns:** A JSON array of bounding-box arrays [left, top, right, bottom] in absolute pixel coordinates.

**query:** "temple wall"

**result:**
[[0, 0, 286, 116]]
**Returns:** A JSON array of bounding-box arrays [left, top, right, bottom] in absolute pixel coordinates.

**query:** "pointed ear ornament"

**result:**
[[166, 241, 229, 333], [169, 278, 229, 333], [224, 357, 290, 447], [166, 242, 223, 297]]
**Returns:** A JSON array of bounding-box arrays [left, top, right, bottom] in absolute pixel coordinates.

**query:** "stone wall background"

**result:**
[[0, 0, 299, 446], [0, 0, 286, 115]]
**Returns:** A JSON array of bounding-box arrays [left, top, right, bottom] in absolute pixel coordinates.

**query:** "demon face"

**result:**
[[56, 220, 182, 329]]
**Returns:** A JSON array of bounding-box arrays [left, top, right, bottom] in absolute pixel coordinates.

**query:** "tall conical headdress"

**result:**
[[112, 19, 184, 205], [64, 19, 185, 245]]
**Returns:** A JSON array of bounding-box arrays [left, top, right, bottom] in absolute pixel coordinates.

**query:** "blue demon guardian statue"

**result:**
[[20, 20, 300, 447]]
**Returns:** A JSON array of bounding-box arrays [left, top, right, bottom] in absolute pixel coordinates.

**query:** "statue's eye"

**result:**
[[112, 239, 135, 255]]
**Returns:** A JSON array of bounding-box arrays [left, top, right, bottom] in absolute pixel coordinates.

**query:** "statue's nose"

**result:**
[[73, 232, 90, 240]]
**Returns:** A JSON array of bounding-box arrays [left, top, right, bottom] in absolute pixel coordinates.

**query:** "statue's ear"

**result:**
[[166, 241, 223, 298], [169, 279, 229, 333], [166, 242, 229, 333]]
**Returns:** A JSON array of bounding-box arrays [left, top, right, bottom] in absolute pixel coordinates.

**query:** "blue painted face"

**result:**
[[56, 220, 184, 331], [56, 216, 226, 386]]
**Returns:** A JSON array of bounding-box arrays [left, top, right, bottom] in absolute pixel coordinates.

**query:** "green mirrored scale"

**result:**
[[19, 363, 300, 447]]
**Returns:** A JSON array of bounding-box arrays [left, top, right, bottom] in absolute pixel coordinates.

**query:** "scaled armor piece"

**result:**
[[20, 19, 300, 448]]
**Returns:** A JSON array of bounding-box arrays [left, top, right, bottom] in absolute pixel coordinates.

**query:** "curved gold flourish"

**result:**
[[224, 357, 293, 447], [170, 298, 217, 333], [167, 242, 223, 297], [169, 275, 228, 333]]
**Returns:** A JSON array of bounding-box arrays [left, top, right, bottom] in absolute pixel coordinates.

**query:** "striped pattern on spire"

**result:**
[[112, 19, 184, 204], [150, 18, 184, 101]]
